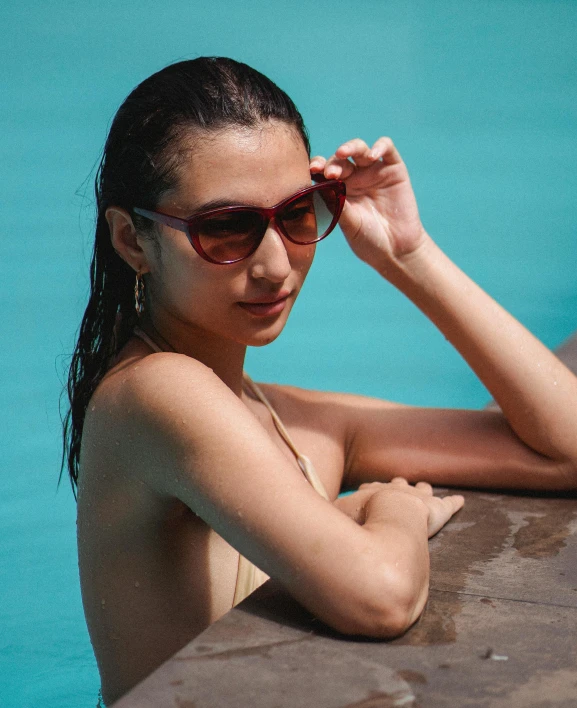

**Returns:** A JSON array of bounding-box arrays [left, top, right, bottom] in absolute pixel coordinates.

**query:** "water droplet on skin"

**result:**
[[91, 406, 96, 411], [553, 381, 558, 386]]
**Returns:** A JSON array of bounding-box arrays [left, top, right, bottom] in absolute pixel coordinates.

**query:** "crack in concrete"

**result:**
[[429, 586, 577, 610], [173, 633, 315, 662]]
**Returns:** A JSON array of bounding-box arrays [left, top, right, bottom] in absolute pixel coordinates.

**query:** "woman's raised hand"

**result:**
[[310, 138, 426, 270], [334, 478, 465, 538]]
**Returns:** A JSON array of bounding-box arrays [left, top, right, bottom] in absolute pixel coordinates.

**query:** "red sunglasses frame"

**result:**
[[133, 180, 346, 264]]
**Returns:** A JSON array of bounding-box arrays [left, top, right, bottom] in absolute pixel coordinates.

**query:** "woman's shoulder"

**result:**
[[85, 349, 235, 453], [81, 350, 254, 497], [96, 349, 223, 409]]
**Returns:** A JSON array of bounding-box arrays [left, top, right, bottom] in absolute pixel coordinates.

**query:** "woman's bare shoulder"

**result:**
[[83, 350, 239, 481], [91, 350, 227, 419]]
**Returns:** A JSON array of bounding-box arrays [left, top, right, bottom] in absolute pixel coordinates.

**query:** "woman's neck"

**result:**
[[138, 314, 248, 397]]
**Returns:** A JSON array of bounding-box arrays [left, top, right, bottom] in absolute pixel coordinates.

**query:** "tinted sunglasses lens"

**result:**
[[196, 211, 266, 263], [280, 185, 339, 244]]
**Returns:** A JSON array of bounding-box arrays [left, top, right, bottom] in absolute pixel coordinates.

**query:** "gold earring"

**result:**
[[134, 272, 145, 316]]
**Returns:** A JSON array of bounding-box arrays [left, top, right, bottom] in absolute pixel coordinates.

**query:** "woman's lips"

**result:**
[[237, 293, 291, 317]]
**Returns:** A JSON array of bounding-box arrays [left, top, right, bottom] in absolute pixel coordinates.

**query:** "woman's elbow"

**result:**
[[320, 568, 428, 639], [562, 460, 577, 490], [548, 458, 577, 491]]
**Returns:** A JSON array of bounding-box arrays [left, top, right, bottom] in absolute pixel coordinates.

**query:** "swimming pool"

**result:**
[[1, 1, 576, 705]]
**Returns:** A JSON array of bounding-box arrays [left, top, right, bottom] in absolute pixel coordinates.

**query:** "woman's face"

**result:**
[[141, 121, 315, 349]]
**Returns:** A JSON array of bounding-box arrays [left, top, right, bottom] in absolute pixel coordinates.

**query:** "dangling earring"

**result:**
[[134, 272, 145, 316]]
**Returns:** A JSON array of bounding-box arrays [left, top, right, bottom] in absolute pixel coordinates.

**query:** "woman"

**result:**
[[63, 57, 577, 704]]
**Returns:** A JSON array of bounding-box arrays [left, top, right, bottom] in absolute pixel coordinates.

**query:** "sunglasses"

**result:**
[[133, 180, 346, 265]]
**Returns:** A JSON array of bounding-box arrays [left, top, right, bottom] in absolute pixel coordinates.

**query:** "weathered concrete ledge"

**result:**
[[113, 333, 577, 708]]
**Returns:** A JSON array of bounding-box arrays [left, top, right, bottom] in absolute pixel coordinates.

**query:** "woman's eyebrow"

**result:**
[[184, 183, 314, 217], [186, 197, 250, 215]]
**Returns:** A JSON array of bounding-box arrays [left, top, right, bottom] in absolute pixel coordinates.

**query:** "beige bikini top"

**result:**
[[133, 327, 329, 606]]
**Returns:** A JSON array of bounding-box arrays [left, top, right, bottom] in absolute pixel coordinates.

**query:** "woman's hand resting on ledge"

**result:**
[[334, 479, 465, 538]]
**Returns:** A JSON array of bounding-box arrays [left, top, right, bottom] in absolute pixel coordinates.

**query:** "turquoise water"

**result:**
[[1, 1, 576, 705]]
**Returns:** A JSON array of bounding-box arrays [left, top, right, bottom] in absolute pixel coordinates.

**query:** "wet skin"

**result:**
[[80, 123, 346, 701], [79, 123, 577, 704]]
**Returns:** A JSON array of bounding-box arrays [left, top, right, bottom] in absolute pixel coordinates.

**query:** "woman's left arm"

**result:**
[[311, 138, 577, 491]]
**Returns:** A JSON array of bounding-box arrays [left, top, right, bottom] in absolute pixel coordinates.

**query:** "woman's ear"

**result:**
[[106, 206, 149, 273]]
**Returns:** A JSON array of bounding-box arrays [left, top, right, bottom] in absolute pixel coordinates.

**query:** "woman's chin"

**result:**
[[236, 304, 293, 347], [248, 333, 281, 348], [243, 324, 286, 348], [240, 316, 290, 347]]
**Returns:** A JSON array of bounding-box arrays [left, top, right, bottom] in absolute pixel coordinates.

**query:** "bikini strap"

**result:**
[[133, 326, 164, 353], [133, 327, 329, 501], [243, 374, 330, 501]]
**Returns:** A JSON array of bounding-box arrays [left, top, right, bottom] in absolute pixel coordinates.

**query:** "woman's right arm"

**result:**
[[103, 352, 462, 637]]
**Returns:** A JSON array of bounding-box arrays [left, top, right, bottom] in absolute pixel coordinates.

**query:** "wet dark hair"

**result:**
[[62, 57, 310, 496]]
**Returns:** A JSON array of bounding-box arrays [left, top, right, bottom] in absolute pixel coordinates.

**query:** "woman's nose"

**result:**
[[248, 222, 292, 282]]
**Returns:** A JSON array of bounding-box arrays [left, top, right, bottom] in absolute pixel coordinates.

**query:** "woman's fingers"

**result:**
[[352, 480, 464, 537], [320, 137, 403, 180], [358, 481, 385, 490], [309, 156, 326, 175], [323, 155, 356, 180], [338, 136, 401, 165], [335, 138, 378, 168], [389, 476, 410, 487], [367, 136, 402, 164], [361, 478, 431, 493], [321, 137, 382, 180], [426, 494, 465, 537], [447, 494, 465, 512]]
